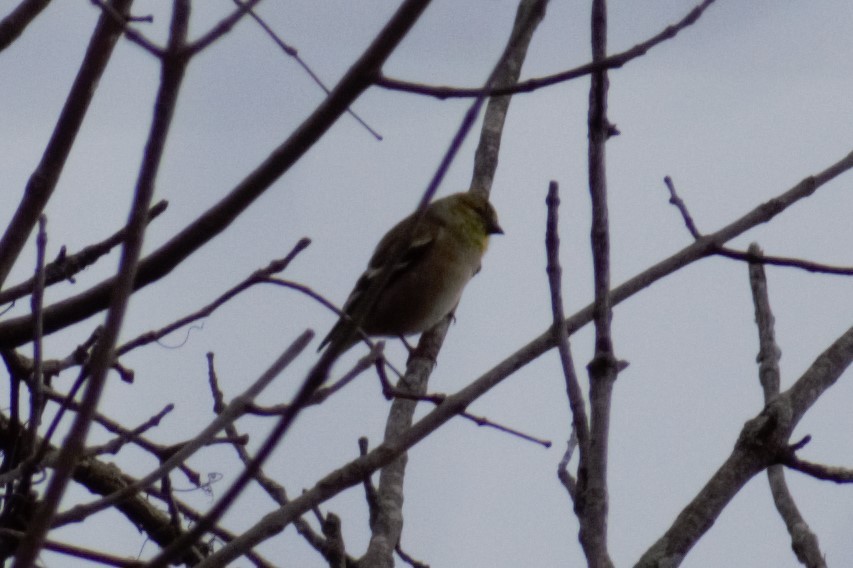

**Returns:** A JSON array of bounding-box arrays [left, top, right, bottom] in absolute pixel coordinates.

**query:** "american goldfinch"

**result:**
[[319, 191, 503, 352]]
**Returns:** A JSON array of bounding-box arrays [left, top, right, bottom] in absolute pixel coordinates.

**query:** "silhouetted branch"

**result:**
[[665, 176, 853, 276], [0, 0, 51, 52], [0, 0, 134, 289], [377, 0, 717, 99]]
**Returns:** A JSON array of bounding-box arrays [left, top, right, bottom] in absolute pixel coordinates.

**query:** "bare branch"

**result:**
[[206, 352, 352, 566], [196, 149, 853, 565], [0, 200, 168, 307], [232, 0, 382, 140], [362, 2, 549, 566], [13, 4, 191, 562], [545, 181, 590, 470], [748, 244, 782, 400], [637, 325, 853, 567], [558, 431, 579, 502], [0, 0, 432, 350], [717, 247, 853, 276], [377, 0, 717, 99], [666, 177, 853, 276], [116, 238, 310, 356], [88, 0, 163, 56], [749, 243, 826, 568], [0, 0, 134, 289], [0, 0, 51, 52], [0, 412, 208, 564], [0, 528, 145, 567], [782, 455, 853, 484], [577, 1, 619, 565], [51, 330, 312, 528], [27, 216, 47, 454], [664, 176, 703, 239], [185, 0, 265, 56]]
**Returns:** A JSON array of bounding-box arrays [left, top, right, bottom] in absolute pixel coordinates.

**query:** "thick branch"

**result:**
[[194, 150, 853, 566], [636, 325, 853, 567], [0, 0, 51, 52]]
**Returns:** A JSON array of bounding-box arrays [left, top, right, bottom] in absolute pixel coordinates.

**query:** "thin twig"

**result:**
[[461, 411, 551, 448], [232, 0, 381, 140], [558, 431, 579, 502], [377, 0, 718, 99], [51, 330, 312, 528], [666, 177, 852, 276], [395, 542, 430, 568], [207, 351, 349, 565], [117, 238, 310, 356], [718, 247, 853, 276], [664, 176, 702, 238], [82, 404, 173, 459], [0, 200, 168, 307], [545, 181, 590, 475], [185, 0, 265, 56], [88, 0, 163, 57], [781, 455, 853, 484]]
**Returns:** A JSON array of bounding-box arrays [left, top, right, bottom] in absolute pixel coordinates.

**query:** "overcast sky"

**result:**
[[2, 1, 852, 566]]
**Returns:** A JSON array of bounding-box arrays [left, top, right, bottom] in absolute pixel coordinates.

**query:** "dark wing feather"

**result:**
[[318, 210, 439, 351]]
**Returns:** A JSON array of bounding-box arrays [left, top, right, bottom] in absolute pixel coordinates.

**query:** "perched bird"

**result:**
[[319, 191, 503, 353]]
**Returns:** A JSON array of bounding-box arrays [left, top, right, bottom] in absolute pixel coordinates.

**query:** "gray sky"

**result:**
[[2, 1, 852, 566]]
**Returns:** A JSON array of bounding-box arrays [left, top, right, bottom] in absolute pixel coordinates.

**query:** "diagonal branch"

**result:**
[[0, 0, 52, 52], [0, 0, 433, 350], [376, 0, 717, 99], [0, 0, 134, 290], [194, 149, 853, 567], [636, 324, 853, 567], [0, 200, 168, 307]]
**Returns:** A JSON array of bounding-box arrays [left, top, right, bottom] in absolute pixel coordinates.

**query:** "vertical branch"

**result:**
[[0, 0, 135, 289], [12, 2, 191, 565], [748, 244, 826, 568], [578, 0, 618, 566], [360, 2, 549, 567], [470, 0, 549, 192], [545, 181, 590, 497], [27, 216, 47, 454]]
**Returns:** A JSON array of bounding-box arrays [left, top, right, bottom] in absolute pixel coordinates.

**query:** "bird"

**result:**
[[318, 191, 503, 353]]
